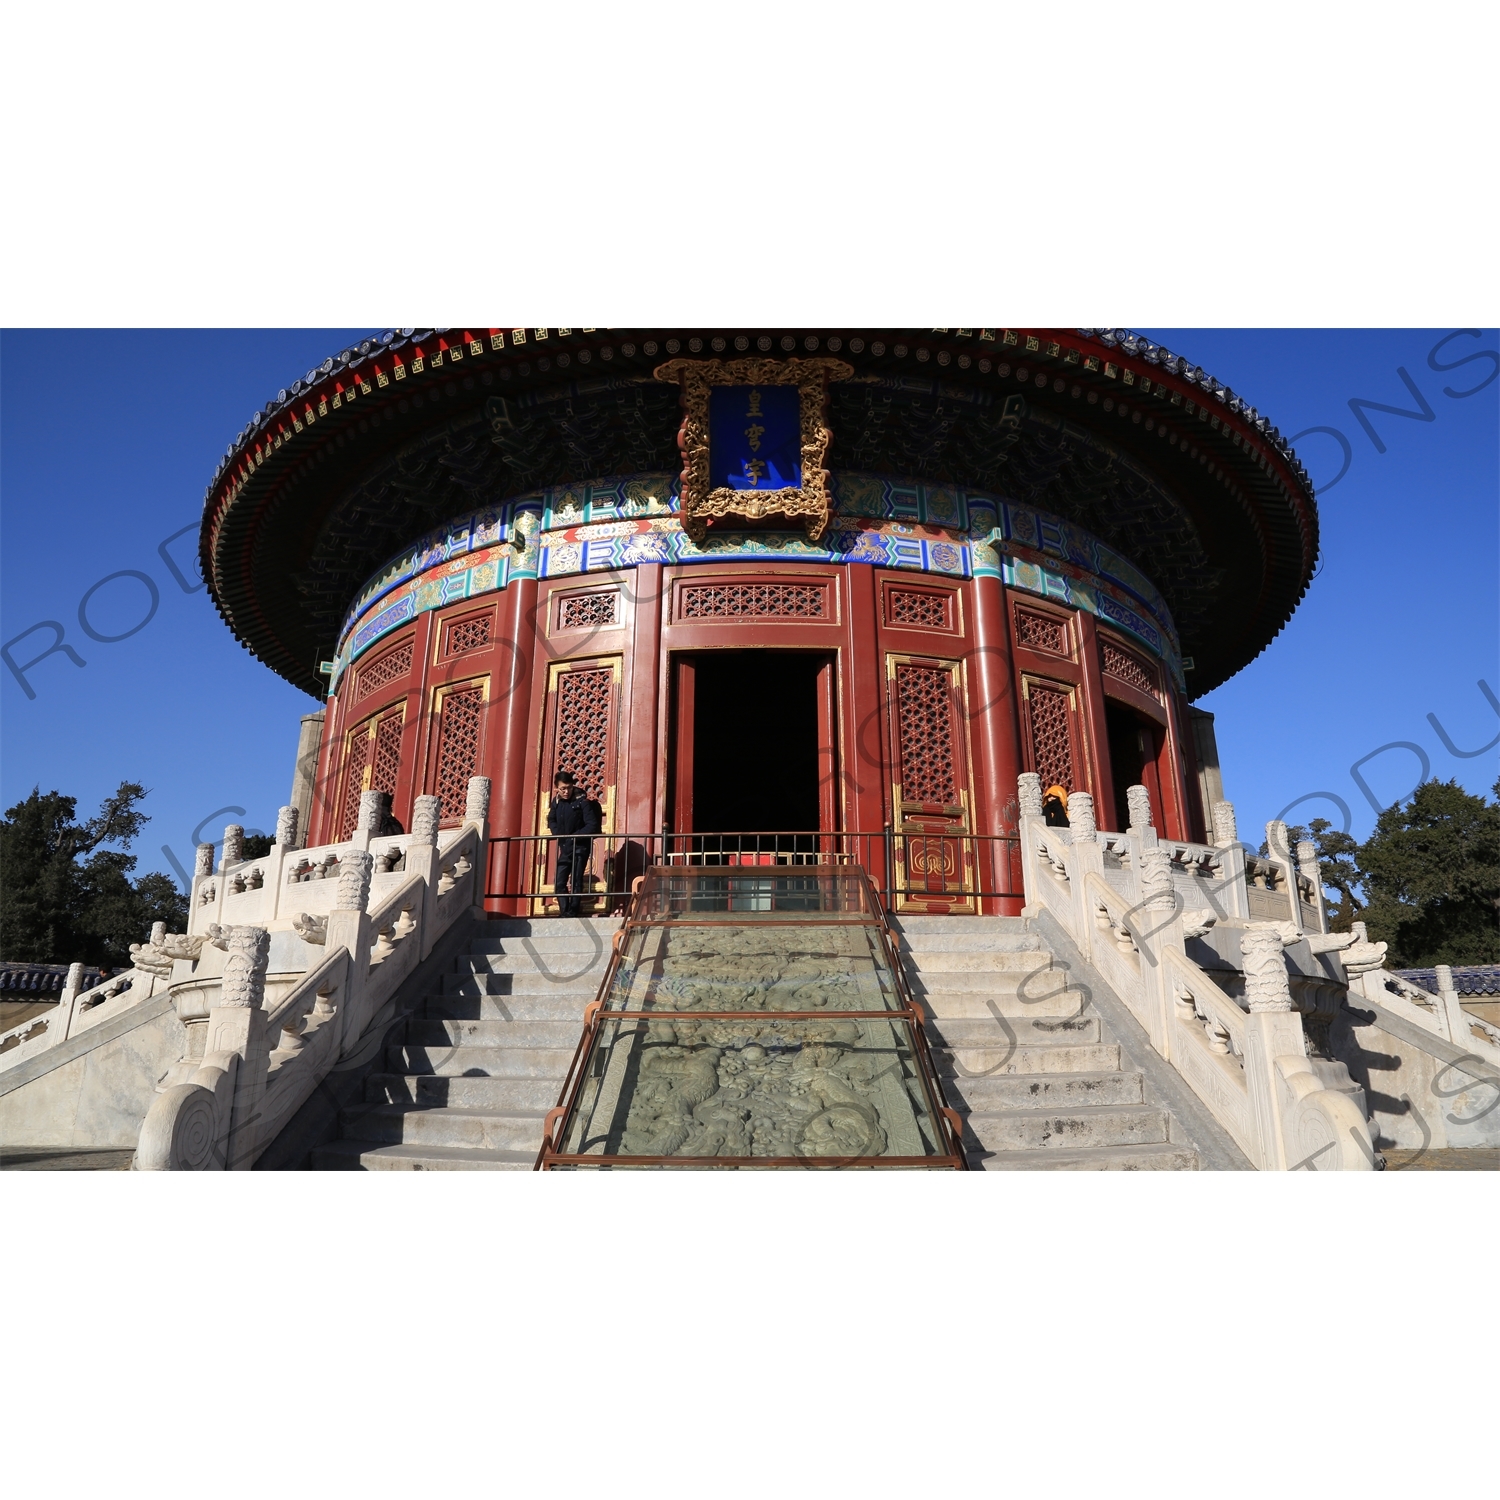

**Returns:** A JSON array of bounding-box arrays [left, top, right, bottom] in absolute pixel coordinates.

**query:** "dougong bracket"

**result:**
[[654, 356, 852, 544]]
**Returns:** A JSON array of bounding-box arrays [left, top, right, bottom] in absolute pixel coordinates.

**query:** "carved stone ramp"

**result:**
[[895, 914, 1241, 1170], [311, 917, 619, 1170]]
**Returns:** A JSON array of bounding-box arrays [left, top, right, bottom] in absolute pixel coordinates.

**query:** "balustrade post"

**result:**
[[220, 824, 244, 872], [408, 795, 443, 959], [324, 851, 374, 1056], [1208, 803, 1250, 920], [1065, 792, 1105, 952], [45, 961, 87, 1049], [1014, 773, 1047, 918], [1239, 924, 1303, 1170], [1126, 784, 1158, 847], [189, 843, 217, 936], [1434, 964, 1468, 1046], [351, 790, 387, 852], [266, 805, 300, 922], [1295, 839, 1328, 935], [1134, 846, 1182, 1058], [203, 925, 272, 1170], [1263, 819, 1304, 934]]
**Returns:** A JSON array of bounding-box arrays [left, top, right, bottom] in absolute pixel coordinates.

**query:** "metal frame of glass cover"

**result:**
[[537, 863, 968, 1169]]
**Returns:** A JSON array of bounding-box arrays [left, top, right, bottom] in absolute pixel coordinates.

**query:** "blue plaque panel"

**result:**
[[708, 384, 801, 492]]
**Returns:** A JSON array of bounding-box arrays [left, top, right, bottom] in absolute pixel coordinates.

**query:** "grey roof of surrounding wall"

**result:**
[[1397, 966, 1500, 997]]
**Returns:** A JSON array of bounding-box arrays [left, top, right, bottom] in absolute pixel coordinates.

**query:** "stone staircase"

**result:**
[[311, 910, 1203, 1171], [313, 917, 618, 1170], [893, 915, 1201, 1170]]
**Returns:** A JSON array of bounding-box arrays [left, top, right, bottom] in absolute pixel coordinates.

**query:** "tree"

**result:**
[[0, 783, 187, 968], [1355, 778, 1500, 967], [1265, 818, 1366, 932]]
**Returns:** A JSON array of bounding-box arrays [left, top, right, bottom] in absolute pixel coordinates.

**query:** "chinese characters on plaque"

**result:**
[[708, 384, 801, 492]]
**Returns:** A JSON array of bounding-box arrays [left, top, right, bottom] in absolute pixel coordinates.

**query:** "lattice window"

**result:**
[[895, 664, 960, 805], [888, 589, 948, 629], [552, 668, 614, 802], [339, 731, 372, 839], [1027, 682, 1076, 791], [435, 685, 486, 821], [1101, 639, 1156, 694], [371, 712, 403, 796], [679, 581, 825, 619], [447, 614, 492, 655], [559, 592, 619, 629], [1015, 609, 1067, 655], [339, 710, 405, 837], [355, 640, 414, 702]]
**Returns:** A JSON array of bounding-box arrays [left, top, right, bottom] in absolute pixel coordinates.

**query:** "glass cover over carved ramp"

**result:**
[[539, 867, 965, 1168]]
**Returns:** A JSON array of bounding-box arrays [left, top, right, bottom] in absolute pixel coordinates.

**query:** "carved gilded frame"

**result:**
[[653, 357, 852, 544]]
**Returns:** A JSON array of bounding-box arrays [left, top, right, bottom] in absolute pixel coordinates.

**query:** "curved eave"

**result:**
[[201, 328, 1318, 698]]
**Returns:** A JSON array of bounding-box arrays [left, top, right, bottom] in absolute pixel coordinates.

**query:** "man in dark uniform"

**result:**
[[547, 771, 601, 916]]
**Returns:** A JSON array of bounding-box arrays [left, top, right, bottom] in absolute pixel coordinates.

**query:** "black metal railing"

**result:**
[[484, 830, 1022, 912]]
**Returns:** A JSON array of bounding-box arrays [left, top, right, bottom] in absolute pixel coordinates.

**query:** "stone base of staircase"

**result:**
[[311, 916, 617, 1171], [895, 914, 1216, 1170]]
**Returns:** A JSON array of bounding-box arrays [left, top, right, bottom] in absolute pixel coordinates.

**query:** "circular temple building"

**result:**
[[200, 328, 1318, 916]]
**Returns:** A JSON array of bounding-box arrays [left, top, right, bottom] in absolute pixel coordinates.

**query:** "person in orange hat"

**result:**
[[1043, 784, 1070, 828]]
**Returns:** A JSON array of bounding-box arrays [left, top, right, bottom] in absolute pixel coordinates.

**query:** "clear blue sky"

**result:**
[[2, 329, 1496, 892]]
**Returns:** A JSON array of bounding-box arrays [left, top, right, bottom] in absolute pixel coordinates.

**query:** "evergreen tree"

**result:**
[[1355, 778, 1500, 967], [0, 783, 187, 968]]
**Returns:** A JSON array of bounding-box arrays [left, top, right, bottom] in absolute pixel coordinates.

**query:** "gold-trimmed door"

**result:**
[[888, 653, 974, 913], [534, 656, 622, 913]]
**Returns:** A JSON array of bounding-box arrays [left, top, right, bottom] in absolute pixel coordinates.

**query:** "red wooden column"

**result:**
[[308, 690, 341, 846], [969, 574, 1025, 914], [619, 563, 664, 840], [1073, 611, 1118, 831], [1160, 686, 1195, 842], [842, 563, 889, 841], [485, 575, 539, 911]]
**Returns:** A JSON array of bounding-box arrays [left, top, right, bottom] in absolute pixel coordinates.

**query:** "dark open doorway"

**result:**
[[676, 651, 829, 832], [1105, 700, 1162, 833]]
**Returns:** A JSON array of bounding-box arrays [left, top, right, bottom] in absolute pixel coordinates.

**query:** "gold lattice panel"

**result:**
[[435, 684, 486, 821], [678, 580, 826, 619], [552, 668, 615, 802], [895, 663, 961, 806], [558, 592, 619, 629], [1015, 608, 1066, 655], [887, 589, 948, 629], [447, 614, 492, 655], [1026, 680, 1076, 791], [1101, 639, 1156, 694], [355, 639, 414, 701]]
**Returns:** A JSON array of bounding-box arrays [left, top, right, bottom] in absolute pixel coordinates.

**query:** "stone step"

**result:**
[[342, 1102, 544, 1152], [473, 919, 620, 944], [423, 994, 591, 1022], [407, 1018, 583, 1049], [916, 987, 1084, 1019], [311, 1139, 534, 1171], [441, 972, 607, 997], [462, 948, 615, 972], [972, 1143, 1200, 1171], [890, 916, 1030, 935], [366, 1074, 563, 1111], [931, 1041, 1120, 1076], [943, 1070, 1143, 1111], [903, 951, 1059, 973], [963, 1104, 1171, 1153], [389, 1043, 576, 1077], [904, 967, 1069, 993], [924, 1015, 1102, 1047], [896, 933, 1045, 954]]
